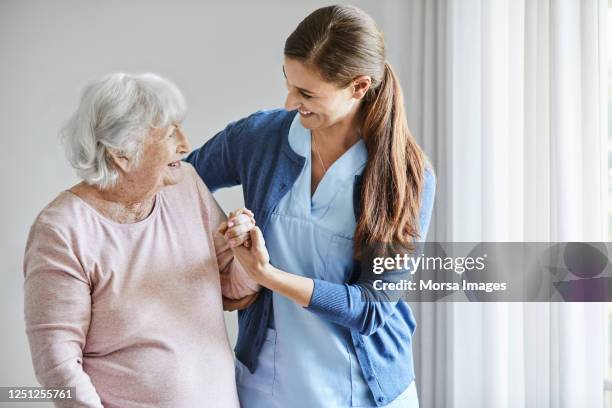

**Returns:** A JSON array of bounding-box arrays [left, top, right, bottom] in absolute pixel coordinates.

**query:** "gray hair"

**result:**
[[61, 72, 187, 188]]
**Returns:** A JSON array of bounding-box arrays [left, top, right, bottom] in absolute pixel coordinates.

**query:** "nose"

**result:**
[[175, 127, 191, 154], [284, 90, 300, 111]]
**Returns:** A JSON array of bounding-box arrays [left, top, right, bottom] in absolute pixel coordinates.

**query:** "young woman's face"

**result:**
[[283, 57, 360, 131]]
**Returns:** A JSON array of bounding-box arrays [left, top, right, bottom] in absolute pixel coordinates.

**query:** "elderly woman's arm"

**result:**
[[23, 223, 103, 408], [198, 181, 261, 309]]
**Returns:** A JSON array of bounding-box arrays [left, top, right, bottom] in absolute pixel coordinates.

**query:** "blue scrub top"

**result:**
[[235, 115, 419, 407]]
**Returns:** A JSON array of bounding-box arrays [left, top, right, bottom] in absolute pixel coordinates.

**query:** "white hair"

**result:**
[[61, 72, 187, 188]]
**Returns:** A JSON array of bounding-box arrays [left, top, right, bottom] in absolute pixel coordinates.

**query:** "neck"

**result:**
[[313, 109, 362, 153], [98, 179, 157, 205], [72, 180, 158, 224]]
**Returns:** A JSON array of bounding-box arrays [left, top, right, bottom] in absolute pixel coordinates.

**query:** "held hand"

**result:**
[[217, 208, 262, 301], [217, 208, 256, 248], [230, 226, 271, 283]]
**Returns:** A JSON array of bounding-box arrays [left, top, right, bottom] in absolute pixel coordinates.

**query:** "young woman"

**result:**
[[187, 5, 435, 407]]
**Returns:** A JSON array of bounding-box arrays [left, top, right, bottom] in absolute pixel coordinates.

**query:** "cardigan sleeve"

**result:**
[[306, 169, 436, 336], [186, 125, 262, 304], [185, 116, 251, 192]]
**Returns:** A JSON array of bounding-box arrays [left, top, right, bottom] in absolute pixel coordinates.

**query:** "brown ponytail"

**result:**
[[285, 5, 426, 256], [357, 62, 425, 255]]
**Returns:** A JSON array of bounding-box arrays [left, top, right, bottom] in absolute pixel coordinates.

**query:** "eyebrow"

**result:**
[[282, 65, 315, 96]]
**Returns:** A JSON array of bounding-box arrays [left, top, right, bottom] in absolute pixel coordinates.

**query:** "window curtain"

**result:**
[[381, 0, 608, 406]]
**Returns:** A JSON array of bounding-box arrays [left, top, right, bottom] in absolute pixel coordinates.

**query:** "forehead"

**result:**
[[282, 57, 339, 93]]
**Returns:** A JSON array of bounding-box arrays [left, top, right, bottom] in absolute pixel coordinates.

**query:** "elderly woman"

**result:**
[[23, 73, 258, 408]]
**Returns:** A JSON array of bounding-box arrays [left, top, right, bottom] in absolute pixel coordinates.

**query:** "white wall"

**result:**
[[0, 0, 408, 401]]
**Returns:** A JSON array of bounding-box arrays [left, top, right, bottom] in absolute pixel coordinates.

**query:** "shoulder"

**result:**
[[26, 192, 90, 252], [164, 163, 216, 211], [180, 162, 212, 196], [31, 192, 86, 234], [24, 193, 98, 283], [242, 109, 295, 129], [226, 109, 296, 142]]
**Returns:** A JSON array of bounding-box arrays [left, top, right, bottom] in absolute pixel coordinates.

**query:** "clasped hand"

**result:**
[[217, 208, 271, 283]]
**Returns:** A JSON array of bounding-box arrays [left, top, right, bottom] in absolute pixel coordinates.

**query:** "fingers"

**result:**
[[227, 208, 255, 227], [234, 208, 254, 218], [248, 227, 268, 261], [250, 226, 265, 249], [224, 208, 257, 248], [217, 220, 228, 235], [238, 208, 255, 217], [227, 234, 252, 248], [224, 224, 254, 246], [226, 213, 253, 234]]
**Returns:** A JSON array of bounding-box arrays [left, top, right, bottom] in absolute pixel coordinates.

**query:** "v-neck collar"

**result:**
[[288, 114, 367, 212]]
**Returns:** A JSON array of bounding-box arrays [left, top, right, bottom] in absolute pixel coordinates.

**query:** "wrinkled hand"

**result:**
[[218, 208, 261, 303], [217, 208, 256, 248], [230, 226, 271, 284]]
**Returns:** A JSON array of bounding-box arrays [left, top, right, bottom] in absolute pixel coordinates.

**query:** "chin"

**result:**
[[163, 166, 186, 187], [298, 115, 311, 128], [299, 115, 320, 130]]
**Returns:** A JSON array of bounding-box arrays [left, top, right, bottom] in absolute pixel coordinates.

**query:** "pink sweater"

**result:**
[[23, 164, 256, 407]]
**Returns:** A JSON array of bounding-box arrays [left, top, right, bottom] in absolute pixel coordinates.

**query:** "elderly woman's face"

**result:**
[[127, 124, 190, 191]]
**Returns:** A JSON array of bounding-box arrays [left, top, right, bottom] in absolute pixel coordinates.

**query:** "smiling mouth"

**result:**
[[298, 109, 313, 117], [167, 161, 181, 168]]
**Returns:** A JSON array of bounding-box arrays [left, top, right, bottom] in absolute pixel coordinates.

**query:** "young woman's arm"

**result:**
[[186, 119, 261, 309], [185, 116, 253, 191], [228, 230, 314, 307], [229, 170, 436, 335]]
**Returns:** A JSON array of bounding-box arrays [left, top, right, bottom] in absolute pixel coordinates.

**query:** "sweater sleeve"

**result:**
[[306, 169, 436, 336], [23, 223, 103, 408]]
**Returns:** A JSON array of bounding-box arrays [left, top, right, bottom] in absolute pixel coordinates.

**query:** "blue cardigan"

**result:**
[[186, 109, 436, 406]]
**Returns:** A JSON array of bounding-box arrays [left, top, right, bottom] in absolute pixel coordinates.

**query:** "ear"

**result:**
[[106, 149, 132, 173], [351, 76, 372, 100]]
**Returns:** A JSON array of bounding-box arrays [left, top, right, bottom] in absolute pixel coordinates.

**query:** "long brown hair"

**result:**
[[285, 5, 427, 256]]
